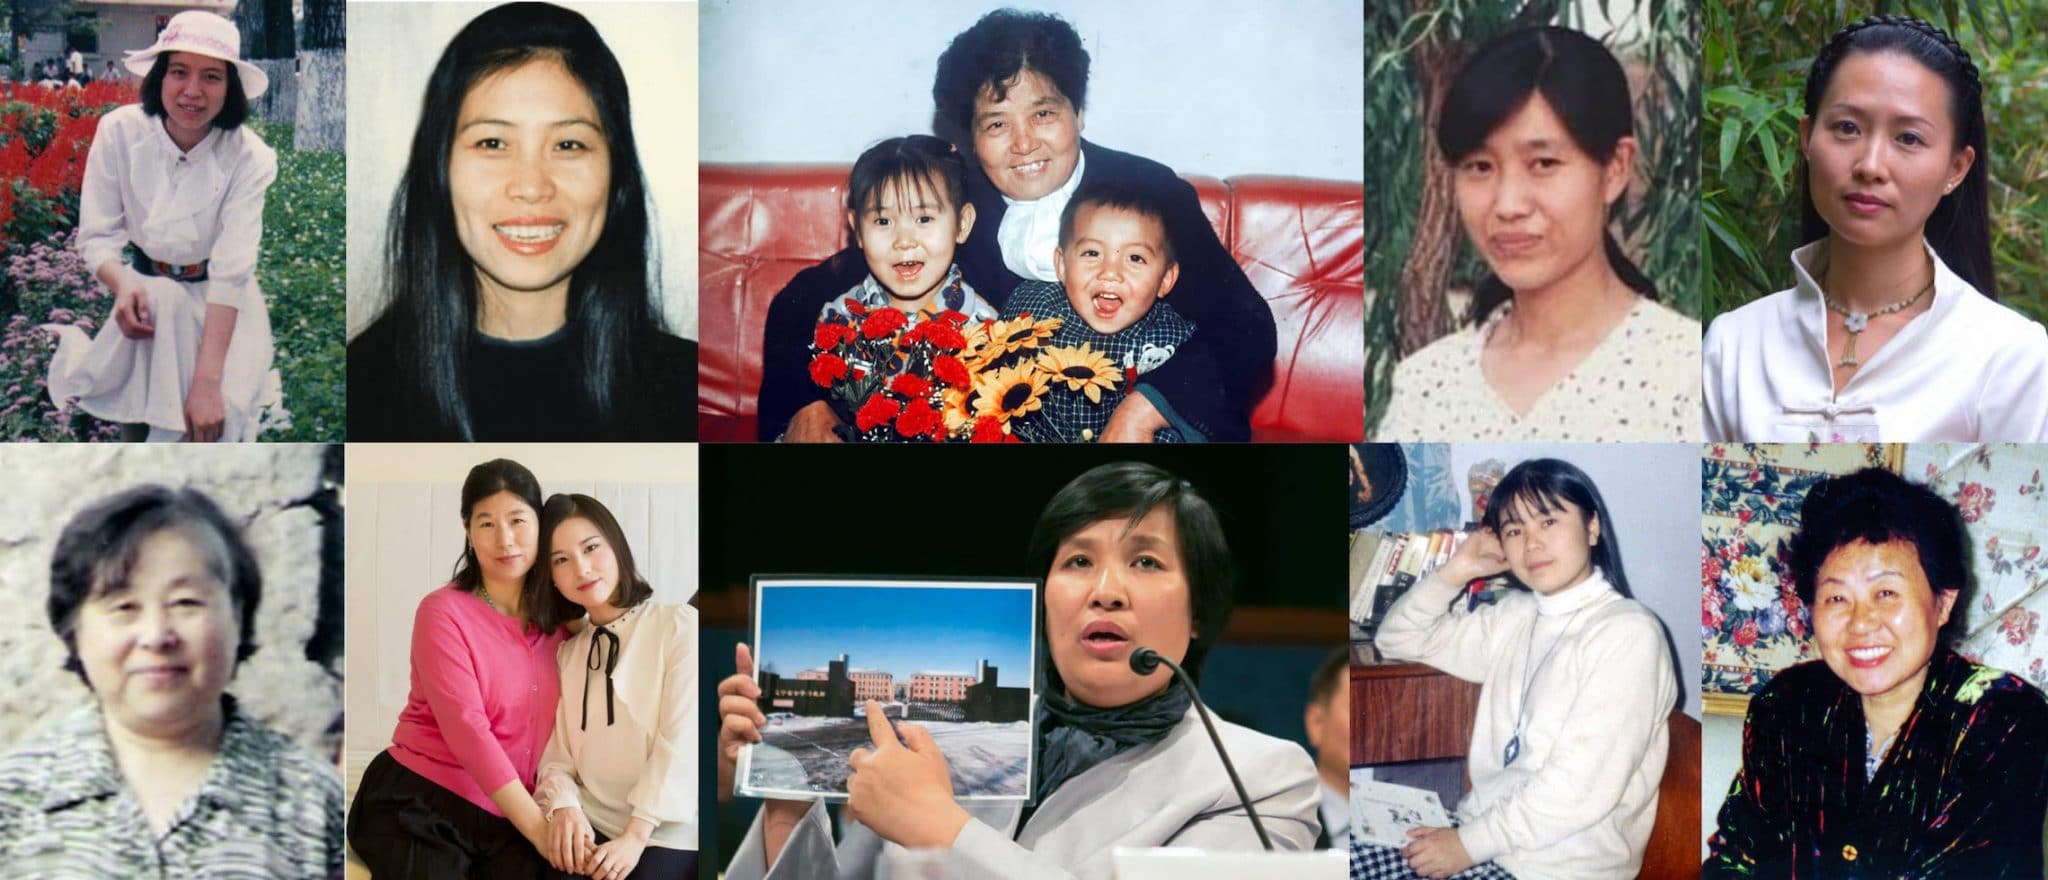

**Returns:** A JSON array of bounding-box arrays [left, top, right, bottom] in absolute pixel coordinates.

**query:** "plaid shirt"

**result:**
[[0, 700, 344, 879], [1003, 279, 1194, 442]]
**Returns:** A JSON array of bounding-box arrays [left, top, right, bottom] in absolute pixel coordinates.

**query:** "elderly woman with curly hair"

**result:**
[[1705, 468, 2048, 877]]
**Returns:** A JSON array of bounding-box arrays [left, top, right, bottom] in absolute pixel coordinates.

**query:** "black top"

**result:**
[[348, 317, 697, 441], [755, 139, 1276, 442], [1705, 649, 2048, 878]]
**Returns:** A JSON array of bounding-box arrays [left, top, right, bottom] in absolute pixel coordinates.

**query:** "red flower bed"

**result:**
[[0, 79, 137, 249]]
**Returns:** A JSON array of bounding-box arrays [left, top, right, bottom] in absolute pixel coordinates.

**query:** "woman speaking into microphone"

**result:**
[[716, 461, 1322, 879]]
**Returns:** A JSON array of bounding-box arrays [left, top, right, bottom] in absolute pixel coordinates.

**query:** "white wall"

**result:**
[[345, 1, 699, 339], [1446, 443, 1703, 718], [699, 0, 1364, 181], [342, 443, 698, 789]]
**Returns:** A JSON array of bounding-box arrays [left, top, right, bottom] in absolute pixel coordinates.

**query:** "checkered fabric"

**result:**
[[1351, 836, 1518, 880], [1002, 279, 1194, 442]]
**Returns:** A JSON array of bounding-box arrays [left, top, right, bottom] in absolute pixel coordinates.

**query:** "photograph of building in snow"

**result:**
[[740, 577, 1037, 801]]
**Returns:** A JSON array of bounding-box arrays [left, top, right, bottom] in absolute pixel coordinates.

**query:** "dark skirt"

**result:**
[[348, 750, 698, 879], [347, 750, 563, 880]]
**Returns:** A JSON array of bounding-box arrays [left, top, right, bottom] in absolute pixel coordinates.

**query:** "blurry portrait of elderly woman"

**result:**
[[1705, 466, 2048, 877], [0, 446, 345, 877]]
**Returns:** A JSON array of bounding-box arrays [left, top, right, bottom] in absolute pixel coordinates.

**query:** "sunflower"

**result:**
[[940, 386, 976, 436], [971, 362, 1050, 425], [1036, 344, 1122, 403], [971, 314, 1063, 364]]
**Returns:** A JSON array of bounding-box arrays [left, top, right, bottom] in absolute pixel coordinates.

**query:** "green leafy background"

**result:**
[[1703, 1, 2048, 321], [1365, 1, 1701, 433]]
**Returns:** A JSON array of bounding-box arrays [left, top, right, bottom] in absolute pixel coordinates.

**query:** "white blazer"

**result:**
[[1703, 239, 2048, 442], [725, 706, 1322, 880]]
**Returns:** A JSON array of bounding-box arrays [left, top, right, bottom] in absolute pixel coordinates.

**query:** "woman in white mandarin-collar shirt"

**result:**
[[46, 10, 282, 442], [1702, 15, 2048, 442], [530, 494, 698, 880]]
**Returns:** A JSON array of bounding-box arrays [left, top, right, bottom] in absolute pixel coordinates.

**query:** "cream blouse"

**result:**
[[535, 603, 698, 850], [1702, 239, 2048, 442], [1375, 298, 1700, 442]]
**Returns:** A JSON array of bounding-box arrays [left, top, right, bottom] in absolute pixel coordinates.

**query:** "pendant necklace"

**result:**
[[1821, 273, 1932, 369], [1504, 603, 1588, 767]]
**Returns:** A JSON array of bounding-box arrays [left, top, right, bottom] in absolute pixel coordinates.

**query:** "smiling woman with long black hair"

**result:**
[[1361, 458, 1676, 880], [347, 2, 695, 441]]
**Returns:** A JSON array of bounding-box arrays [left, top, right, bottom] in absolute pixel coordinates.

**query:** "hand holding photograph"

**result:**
[[738, 576, 1038, 802]]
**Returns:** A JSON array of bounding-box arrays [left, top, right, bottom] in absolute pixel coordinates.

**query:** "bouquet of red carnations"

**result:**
[[807, 298, 1125, 443]]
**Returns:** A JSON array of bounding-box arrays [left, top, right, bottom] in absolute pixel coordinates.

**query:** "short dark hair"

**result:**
[[138, 52, 250, 130], [1788, 468, 1972, 619], [450, 459, 545, 600], [1480, 457, 1633, 598], [1309, 646, 1347, 707], [847, 134, 968, 219], [931, 8, 1089, 148], [1027, 461, 1233, 687], [48, 485, 262, 682], [528, 493, 653, 632], [1057, 181, 1177, 267]]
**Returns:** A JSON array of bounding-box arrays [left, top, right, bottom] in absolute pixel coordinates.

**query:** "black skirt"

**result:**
[[347, 750, 699, 879]]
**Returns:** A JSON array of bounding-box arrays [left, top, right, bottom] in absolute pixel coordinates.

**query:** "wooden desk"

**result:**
[[1351, 660, 1480, 765]]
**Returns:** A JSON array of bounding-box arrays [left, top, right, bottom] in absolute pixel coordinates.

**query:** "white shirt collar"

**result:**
[[1531, 568, 1614, 616], [996, 150, 1088, 282], [1788, 237, 1970, 352]]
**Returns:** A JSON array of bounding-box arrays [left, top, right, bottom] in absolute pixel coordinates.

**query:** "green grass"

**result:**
[[249, 120, 344, 441]]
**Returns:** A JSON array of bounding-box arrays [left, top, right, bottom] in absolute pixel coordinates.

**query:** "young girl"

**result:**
[[1702, 15, 2048, 442], [1375, 26, 1699, 443], [529, 493, 698, 880], [47, 11, 281, 442], [1362, 459, 1676, 880], [759, 135, 999, 441]]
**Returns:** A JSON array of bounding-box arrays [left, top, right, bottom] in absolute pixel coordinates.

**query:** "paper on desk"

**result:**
[[1352, 779, 1451, 848]]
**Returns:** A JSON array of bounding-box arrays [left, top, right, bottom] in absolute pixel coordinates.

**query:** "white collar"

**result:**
[[996, 151, 1089, 282], [1531, 569, 1614, 616], [1788, 237, 1975, 351]]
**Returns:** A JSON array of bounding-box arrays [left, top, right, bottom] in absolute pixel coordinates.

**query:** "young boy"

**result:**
[[1002, 182, 1204, 442]]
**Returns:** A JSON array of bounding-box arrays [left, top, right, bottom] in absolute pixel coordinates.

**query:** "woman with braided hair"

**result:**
[[1703, 15, 2048, 442]]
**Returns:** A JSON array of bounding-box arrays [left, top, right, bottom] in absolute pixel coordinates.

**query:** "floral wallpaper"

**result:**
[[1908, 444, 2048, 688], [1702, 443, 1896, 701]]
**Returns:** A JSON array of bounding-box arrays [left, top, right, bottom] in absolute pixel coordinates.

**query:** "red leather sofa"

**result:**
[[698, 164, 1365, 442]]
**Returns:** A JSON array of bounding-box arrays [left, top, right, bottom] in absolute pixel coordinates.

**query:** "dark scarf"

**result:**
[[1033, 676, 1193, 804]]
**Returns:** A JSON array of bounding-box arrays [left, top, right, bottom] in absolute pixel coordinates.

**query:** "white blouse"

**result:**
[[1702, 240, 2048, 442], [1375, 298, 1700, 442], [75, 103, 276, 313], [536, 603, 698, 851]]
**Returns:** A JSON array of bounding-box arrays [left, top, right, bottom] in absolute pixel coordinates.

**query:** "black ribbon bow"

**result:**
[[582, 625, 620, 730]]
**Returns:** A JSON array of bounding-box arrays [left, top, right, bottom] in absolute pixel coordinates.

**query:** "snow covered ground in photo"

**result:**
[[745, 717, 1032, 799]]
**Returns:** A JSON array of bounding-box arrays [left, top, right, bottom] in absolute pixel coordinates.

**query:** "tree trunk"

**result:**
[[302, 0, 343, 50], [1395, 5, 1464, 357], [293, 0, 343, 151], [252, 58, 297, 126], [294, 49, 342, 151]]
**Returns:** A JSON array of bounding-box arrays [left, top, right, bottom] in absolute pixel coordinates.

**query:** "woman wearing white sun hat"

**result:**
[[45, 9, 284, 443]]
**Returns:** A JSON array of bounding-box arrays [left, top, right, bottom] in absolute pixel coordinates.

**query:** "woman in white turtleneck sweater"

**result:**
[[1362, 459, 1675, 880]]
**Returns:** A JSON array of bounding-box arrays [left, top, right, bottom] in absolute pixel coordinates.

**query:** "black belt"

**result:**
[[130, 248, 208, 282]]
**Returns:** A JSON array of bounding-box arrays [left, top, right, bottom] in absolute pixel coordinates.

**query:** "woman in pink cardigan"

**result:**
[[347, 459, 580, 878]]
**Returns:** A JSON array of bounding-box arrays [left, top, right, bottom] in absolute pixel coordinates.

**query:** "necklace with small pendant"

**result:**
[[1822, 274, 1932, 369]]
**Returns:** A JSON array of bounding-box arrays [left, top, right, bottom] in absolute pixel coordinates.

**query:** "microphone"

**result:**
[[1129, 646, 1274, 850]]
